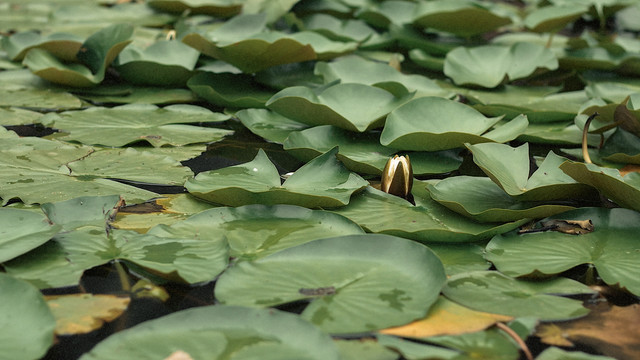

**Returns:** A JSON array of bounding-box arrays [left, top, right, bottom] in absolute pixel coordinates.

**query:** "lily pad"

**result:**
[[443, 270, 595, 321], [283, 125, 462, 175], [236, 108, 310, 143], [182, 14, 357, 73], [303, 14, 379, 43], [147, 0, 242, 17], [41, 195, 122, 231], [40, 104, 231, 147], [186, 147, 368, 207], [560, 160, 640, 212], [524, 5, 588, 33], [0, 69, 83, 110], [114, 40, 200, 86], [79, 305, 340, 360], [444, 42, 558, 88], [0, 107, 43, 126], [0, 208, 61, 263], [147, 204, 364, 260], [412, 0, 513, 38], [187, 72, 276, 108], [380, 97, 527, 151], [215, 234, 447, 334], [267, 82, 412, 132], [426, 176, 576, 222], [71, 84, 198, 105], [46, 294, 130, 335], [331, 185, 527, 243], [426, 243, 491, 276], [0, 273, 55, 360], [23, 24, 134, 87], [486, 207, 640, 296], [2, 31, 83, 61], [599, 127, 640, 164], [466, 142, 597, 201]]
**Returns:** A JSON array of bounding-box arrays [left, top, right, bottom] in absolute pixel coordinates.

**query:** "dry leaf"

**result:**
[[46, 294, 130, 335], [536, 302, 640, 360], [379, 297, 513, 338], [519, 219, 594, 235]]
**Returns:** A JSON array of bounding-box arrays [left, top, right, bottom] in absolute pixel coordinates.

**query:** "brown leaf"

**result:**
[[46, 294, 130, 335], [379, 297, 513, 338], [519, 219, 594, 235], [536, 302, 640, 360]]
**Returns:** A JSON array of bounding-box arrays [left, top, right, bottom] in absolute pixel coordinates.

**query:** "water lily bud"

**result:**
[[381, 155, 413, 199]]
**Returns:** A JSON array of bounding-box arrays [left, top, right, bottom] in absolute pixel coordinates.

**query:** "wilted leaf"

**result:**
[[46, 294, 130, 335]]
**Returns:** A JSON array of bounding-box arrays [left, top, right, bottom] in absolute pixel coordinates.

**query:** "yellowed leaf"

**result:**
[[46, 294, 130, 335], [379, 296, 513, 338], [537, 302, 640, 360], [619, 164, 640, 177]]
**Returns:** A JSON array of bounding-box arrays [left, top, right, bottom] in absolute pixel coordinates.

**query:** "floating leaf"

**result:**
[[147, 0, 242, 17], [560, 160, 640, 212], [23, 24, 133, 87], [147, 204, 364, 260], [443, 270, 594, 321], [71, 84, 198, 105], [114, 41, 200, 86], [283, 125, 461, 175], [444, 42, 558, 88], [182, 14, 357, 73], [41, 195, 122, 231], [2, 31, 83, 61], [187, 72, 276, 108], [536, 347, 617, 360], [267, 82, 412, 132], [380, 296, 513, 338], [0, 208, 61, 263], [46, 294, 130, 335], [79, 306, 340, 360], [412, 0, 513, 37], [0, 69, 83, 110], [524, 5, 588, 33], [0, 274, 55, 360], [426, 176, 575, 222], [331, 185, 526, 242], [466, 142, 597, 201], [486, 207, 640, 296], [185, 147, 368, 207], [427, 243, 491, 276], [380, 97, 527, 151], [0, 107, 43, 126], [40, 104, 231, 147], [215, 234, 446, 334], [236, 108, 309, 143]]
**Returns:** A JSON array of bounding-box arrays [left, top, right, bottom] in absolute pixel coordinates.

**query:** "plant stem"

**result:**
[[582, 112, 599, 164], [114, 260, 131, 293], [495, 322, 533, 360]]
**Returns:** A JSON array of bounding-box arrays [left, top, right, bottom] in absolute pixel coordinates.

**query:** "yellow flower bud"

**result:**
[[381, 155, 413, 199]]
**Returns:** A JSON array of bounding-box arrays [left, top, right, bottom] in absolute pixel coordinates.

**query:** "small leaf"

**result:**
[[46, 294, 130, 335]]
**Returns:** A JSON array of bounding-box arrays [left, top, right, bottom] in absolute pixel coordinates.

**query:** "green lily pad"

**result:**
[[23, 24, 133, 87], [331, 185, 527, 243], [113, 40, 200, 86], [182, 14, 357, 73], [426, 243, 491, 276], [355, 0, 418, 28], [0, 69, 83, 110], [537, 347, 617, 360], [524, 5, 588, 33], [314, 56, 451, 98], [412, 0, 513, 38], [443, 270, 594, 321], [40, 104, 231, 147], [380, 97, 528, 151], [71, 84, 198, 105], [0, 137, 191, 205], [444, 42, 558, 88], [599, 127, 640, 164], [147, 0, 242, 17], [236, 108, 310, 143], [519, 122, 602, 145], [560, 160, 640, 211], [426, 176, 576, 222], [336, 339, 399, 360], [2, 31, 83, 61], [187, 72, 276, 108], [215, 234, 446, 334], [50, 3, 175, 28], [147, 204, 364, 260], [185, 147, 368, 207], [41, 195, 122, 231], [79, 306, 340, 360], [585, 79, 640, 103], [303, 14, 379, 43], [486, 207, 640, 296], [0, 273, 55, 360], [466, 142, 597, 201], [283, 125, 462, 175], [267, 82, 412, 132], [0, 107, 43, 126], [5, 225, 229, 288], [0, 208, 61, 263]]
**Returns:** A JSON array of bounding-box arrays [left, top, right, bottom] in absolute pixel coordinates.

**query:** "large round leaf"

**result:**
[[443, 271, 594, 321], [236, 108, 310, 143], [40, 104, 231, 147], [187, 72, 276, 109], [147, 0, 242, 17], [267, 82, 412, 132], [79, 305, 340, 360], [185, 147, 368, 207], [0, 208, 61, 263], [331, 185, 526, 243], [427, 176, 575, 222], [0, 273, 55, 360], [215, 234, 447, 334], [380, 97, 527, 151], [486, 207, 640, 296], [148, 204, 364, 260], [2, 31, 83, 61]]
